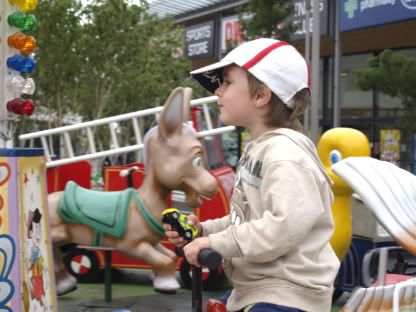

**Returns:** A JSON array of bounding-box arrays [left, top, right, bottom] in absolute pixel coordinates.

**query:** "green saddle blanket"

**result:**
[[58, 181, 165, 246], [58, 181, 135, 244]]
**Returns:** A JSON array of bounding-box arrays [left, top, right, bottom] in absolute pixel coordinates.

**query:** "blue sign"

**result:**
[[340, 0, 416, 32]]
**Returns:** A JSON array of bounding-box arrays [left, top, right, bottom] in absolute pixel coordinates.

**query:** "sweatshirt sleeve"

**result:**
[[209, 160, 326, 262], [201, 215, 230, 236]]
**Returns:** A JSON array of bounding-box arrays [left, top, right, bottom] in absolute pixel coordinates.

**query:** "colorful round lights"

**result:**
[[7, 32, 37, 54], [7, 76, 36, 95], [7, 98, 35, 116], [9, 0, 38, 13], [7, 54, 36, 74], [3, 1, 38, 118], [8, 11, 37, 33]]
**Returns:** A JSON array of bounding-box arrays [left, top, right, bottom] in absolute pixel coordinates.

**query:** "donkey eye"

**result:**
[[192, 156, 203, 168]]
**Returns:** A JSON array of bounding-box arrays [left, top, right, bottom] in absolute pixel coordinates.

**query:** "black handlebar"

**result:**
[[176, 247, 222, 270], [198, 249, 222, 269]]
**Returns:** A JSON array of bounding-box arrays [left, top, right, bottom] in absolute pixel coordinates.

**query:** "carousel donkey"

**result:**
[[47, 87, 219, 295]]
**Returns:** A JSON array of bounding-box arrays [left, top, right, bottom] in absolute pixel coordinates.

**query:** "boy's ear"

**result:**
[[253, 85, 272, 109]]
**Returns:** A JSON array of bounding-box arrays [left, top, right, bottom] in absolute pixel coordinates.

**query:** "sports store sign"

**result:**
[[185, 21, 215, 59], [340, 0, 416, 31]]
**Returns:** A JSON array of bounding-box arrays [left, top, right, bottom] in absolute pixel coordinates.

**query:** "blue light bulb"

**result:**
[[7, 55, 36, 74], [7, 54, 25, 71], [22, 58, 36, 74]]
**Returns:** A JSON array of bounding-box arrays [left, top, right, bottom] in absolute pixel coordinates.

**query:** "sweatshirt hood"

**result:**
[[253, 128, 333, 186]]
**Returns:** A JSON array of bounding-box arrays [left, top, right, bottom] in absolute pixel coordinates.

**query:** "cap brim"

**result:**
[[190, 59, 234, 94]]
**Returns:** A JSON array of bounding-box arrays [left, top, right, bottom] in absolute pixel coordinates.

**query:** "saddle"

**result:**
[[58, 181, 164, 246]]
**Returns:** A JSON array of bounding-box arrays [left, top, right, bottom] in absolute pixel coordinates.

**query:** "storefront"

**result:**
[[333, 1, 416, 170], [150, 0, 416, 169]]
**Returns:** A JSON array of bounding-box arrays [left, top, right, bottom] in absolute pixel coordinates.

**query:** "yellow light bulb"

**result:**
[[9, 0, 37, 12]]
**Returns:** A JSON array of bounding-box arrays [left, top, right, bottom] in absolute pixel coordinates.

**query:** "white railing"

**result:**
[[393, 278, 416, 312], [19, 95, 235, 168]]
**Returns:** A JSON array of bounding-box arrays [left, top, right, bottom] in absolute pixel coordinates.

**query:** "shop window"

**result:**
[[340, 53, 373, 117]]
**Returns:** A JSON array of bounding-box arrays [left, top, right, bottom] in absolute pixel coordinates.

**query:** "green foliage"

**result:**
[[32, 0, 83, 128], [354, 50, 416, 130], [31, 0, 191, 128], [77, 0, 188, 120], [238, 0, 296, 42]]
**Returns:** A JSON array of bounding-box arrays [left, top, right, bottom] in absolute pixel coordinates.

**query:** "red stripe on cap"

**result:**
[[242, 41, 289, 69]]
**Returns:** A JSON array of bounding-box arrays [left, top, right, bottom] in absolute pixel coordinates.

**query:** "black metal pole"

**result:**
[[104, 249, 112, 302], [191, 265, 203, 312]]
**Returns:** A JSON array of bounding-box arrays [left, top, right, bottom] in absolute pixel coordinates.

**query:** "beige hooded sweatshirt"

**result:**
[[202, 128, 340, 312]]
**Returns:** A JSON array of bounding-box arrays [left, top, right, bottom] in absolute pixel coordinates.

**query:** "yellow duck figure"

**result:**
[[317, 128, 370, 261]]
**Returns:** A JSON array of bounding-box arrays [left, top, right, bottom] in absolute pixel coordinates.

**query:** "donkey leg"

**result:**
[[133, 242, 180, 293], [153, 243, 180, 290], [53, 245, 77, 296], [48, 221, 78, 296]]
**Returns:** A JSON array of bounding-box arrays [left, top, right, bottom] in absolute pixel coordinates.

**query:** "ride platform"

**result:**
[[57, 269, 223, 312], [57, 269, 345, 311]]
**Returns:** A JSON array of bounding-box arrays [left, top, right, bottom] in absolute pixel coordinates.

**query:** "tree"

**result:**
[[20, 0, 192, 151], [238, 0, 296, 42], [77, 0, 191, 122], [354, 50, 416, 131], [31, 0, 84, 128], [28, 0, 192, 124]]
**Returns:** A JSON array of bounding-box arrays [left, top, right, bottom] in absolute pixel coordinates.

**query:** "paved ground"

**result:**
[[57, 269, 224, 311], [57, 269, 346, 311]]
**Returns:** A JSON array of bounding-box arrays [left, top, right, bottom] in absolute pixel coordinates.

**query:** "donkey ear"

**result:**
[[159, 87, 185, 139], [182, 87, 192, 123]]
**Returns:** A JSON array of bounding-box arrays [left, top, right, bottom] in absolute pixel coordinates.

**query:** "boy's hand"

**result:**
[[183, 237, 210, 267], [187, 214, 202, 234], [163, 223, 186, 247], [163, 213, 201, 247]]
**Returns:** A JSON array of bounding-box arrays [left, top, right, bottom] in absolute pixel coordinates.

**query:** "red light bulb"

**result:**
[[7, 98, 35, 116]]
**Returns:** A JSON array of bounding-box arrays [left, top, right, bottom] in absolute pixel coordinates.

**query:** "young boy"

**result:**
[[164, 38, 340, 312]]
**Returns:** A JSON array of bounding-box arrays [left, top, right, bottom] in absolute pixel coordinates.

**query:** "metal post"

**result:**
[[0, 2, 21, 146], [0, 3, 10, 143], [303, 0, 311, 133], [104, 249, 112, 302], [310, 0, 321, 144], [333, 0, 341, 128], [192, 265, 203, 312], [377, 248, 388, 286]]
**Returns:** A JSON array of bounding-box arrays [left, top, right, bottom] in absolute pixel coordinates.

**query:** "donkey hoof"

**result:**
[[153, 276, 180, 294], [56, 275, 78, 296]]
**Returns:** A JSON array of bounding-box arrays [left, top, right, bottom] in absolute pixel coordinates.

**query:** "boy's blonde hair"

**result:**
[[246, 71, 310, 133]]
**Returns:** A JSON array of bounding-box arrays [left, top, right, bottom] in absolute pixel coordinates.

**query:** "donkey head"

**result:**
[[145, 87, 218, 207]]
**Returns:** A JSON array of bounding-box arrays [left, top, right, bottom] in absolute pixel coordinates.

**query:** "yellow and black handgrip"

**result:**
[[161, 208, 198, 241]]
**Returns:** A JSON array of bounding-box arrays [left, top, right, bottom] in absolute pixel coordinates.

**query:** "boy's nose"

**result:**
[[214, 85, 223, 96]]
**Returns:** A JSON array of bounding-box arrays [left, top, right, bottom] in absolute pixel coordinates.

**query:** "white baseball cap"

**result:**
[[190, 38, 310, 108]]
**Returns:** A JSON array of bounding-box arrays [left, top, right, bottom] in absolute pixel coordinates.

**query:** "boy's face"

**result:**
[[215, 65, 256, 128]]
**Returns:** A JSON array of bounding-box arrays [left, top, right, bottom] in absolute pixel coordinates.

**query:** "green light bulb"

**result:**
[[8, 11, 26, 28], [7, 12, 36, 33], [22, 14, 37, 32]]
